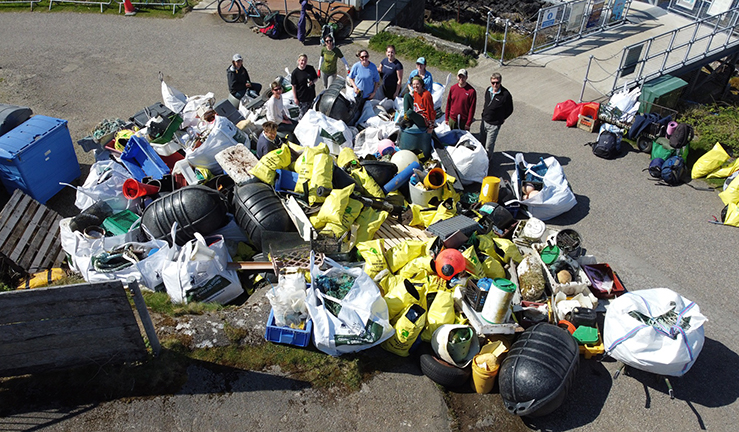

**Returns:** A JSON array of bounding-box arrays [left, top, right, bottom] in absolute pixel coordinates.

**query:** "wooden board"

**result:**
[[0, 189, 65, 277], [0, 281, 148, 377], [374, 219, 429, 250]]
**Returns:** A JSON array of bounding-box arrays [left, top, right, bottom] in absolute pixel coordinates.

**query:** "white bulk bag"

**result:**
[[434, 130, 488, 185], [293, 109, 354, 154], [603, 288, 706, 377], [185, 115, 239, 173]]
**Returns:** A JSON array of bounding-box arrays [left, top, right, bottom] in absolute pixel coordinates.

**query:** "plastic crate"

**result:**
[[103, 210, 140, 236], [465, 278, 489, 312], [120, 135, 171, 181], [264, 308, 312, 347], [0, 115, 80, 204], [582, 263, 626, 299]]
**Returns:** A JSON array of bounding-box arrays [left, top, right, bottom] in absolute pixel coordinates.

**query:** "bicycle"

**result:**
[[283, 0, 354, 41], [217, 0, 272, 27]]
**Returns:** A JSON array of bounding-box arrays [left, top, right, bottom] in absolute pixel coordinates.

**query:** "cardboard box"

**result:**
[[577, 114, 599, 133]]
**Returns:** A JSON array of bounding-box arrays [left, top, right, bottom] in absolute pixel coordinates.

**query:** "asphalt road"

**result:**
[[1, 8, 738, 432]]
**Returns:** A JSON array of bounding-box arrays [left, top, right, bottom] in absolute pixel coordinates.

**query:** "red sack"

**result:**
[[566, 102, 586, 127], [552, 100, 577, 121]]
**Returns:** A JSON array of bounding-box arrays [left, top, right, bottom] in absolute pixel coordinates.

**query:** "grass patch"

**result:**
[[424, 20, 533, 61], [0, 0, 191, 18], [680, 104, 739, 156], [369, 32, 476, 72], [142, 290, 225, 316]]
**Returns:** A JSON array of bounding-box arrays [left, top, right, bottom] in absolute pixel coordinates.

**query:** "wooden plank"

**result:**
[[0, 189, 25, 231], [18, 210, 59, 269], [128, 281, 161, 357], [0, 299, 136, 329], [8, 202, 48, 263], [29, 219, 63, 272], [0, 196, 38, 255]]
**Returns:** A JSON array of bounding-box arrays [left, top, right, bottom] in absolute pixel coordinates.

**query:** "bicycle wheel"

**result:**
[[217, 0, 242, 23], [284, 10, 313, 38], [250, 2, 272, 28], [328, 10, 353, 40]]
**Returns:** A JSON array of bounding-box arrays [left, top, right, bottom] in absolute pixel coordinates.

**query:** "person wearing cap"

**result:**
[[445, 69, 476, 131], [406, 57, 433, 95], [318, 36, 350, 89], [227, 54, 261, 101], [291, 53, 318, 120], [481, 72, 514, 160], [401, 76, 435, 134], [378, 45, 403, 100], [347, 49, 380, 101]]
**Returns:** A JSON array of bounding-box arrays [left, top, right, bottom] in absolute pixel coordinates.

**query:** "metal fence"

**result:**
[[482, 12, 511, 65], [529, 0, 633, 53], [579, 3, 739, 101], [0, 0, 40, 10]]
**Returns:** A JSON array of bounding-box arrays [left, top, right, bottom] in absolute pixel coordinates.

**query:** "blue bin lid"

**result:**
[[0, 115, 67, 157]]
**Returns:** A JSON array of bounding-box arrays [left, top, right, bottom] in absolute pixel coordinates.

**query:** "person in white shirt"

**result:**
[[265, 81, 296, 134]]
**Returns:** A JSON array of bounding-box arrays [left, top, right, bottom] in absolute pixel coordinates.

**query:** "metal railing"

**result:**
[[0, 0, 40, 10], [49, 0, 111, 12], [375, 0, 397, 34], [116, 0, 187, 14], [529, 0, 633, 54], [579, 3, 739, 101], [482, 12, 510, 66]]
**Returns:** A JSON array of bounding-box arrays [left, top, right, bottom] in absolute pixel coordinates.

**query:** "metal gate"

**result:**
[[530, 0, 633, 54]]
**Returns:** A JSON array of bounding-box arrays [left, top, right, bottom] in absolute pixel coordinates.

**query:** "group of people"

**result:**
[[226, 41, 515, 167]]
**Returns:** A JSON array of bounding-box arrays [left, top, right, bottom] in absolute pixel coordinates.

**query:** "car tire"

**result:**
[[419, 353, 471, 388]]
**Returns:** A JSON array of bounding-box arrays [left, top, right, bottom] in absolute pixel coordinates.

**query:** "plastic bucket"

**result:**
[[399, 125, 432, 159], [479, 176, 501, 203], [481, 278, 516, 324], [409, 183, 443, 207], [472, 356, 500, 394]]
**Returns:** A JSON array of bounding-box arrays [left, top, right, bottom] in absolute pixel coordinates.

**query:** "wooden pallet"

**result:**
[[374, 219, 430, 250], [0, 189, 65, 278]]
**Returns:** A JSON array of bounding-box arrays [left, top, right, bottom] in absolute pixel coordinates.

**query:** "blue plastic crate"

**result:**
[[274, 169, 299, 192], [264, 308, 312, 347], [0, 115, 80, 204], [120, 135, 170, 181]]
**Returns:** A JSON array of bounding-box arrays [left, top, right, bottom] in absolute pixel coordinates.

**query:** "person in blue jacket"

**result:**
[[406, 57, 433, 94]]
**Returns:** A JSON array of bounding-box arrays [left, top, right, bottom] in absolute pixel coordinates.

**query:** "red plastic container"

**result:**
[[582, 263, 626, 299]]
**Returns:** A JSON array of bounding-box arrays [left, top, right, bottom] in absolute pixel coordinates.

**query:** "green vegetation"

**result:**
[[143, 290, 225, 316], [0, 1, 191, 18], [680, 104, 739, 155], [369, 32, 476, 72], [424, 20, 533, 61]]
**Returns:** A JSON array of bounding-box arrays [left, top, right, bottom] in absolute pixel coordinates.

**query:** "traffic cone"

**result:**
[[123, 0, 137, 16], [123, 178, 160, 199]]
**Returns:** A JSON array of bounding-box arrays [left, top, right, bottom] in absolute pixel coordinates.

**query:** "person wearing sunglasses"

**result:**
[[481, 72, 513, 160], [347, 49, 380, 102], [318, 37, 350, 89], [227, 54, 262, 103], [265, 81, 297, 135]]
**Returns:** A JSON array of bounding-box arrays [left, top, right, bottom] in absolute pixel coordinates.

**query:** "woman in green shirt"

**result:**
[[318, 36, 350, 89]]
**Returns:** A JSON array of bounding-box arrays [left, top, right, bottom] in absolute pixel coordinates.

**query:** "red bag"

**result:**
[[552, 100, 577, 121], [566, 102, 586, 127]]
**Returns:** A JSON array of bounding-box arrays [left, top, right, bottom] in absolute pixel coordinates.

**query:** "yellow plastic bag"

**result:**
[[384, 278, 424, 322], [462, 246, 484, 278], [396, 256, 433, 279], [357, 239, 388, 279], [719, 174, 739, 205], [427, 203, 456, 226], [341, 198, 363, 229], [482, 256, 506, 279], [294, 143, 329, 193], [386, 239, 432, 273], [337, 147, 359, 168], [724, 203, 739, 227], [355, 207, 388, 243], [420, 289, 456, 342], [381, 303, 427, 357], [319, 222, 348, 238], [16, 268, 66, 290], [351, 167, 385, 198], [692, 142, 730, 179], [310, 214, 326, 231], [315, 184, 354, 226], [250, 144, 292, 184], [308, 152, 334, 205], [492, 238, 523, 264], [707, 158, 739, 179]]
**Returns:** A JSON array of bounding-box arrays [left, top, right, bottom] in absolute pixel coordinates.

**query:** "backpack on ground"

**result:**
[[647, 157, 664, 178], [668, 123, 694, 149], [589, 130, 621, 159], [660, 155, 686, 185]]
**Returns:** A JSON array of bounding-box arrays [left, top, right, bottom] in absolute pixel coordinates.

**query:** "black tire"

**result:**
[[419, 353, 471, 388], [217, 0, 242, 23], [284, 10, 313, 38], [637, 135, 653, 153], [250, 2, 272, 28], [328, 11, 354, 40]]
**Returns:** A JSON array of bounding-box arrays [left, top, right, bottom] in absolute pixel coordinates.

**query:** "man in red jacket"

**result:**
[[445, 69, 476, 131]]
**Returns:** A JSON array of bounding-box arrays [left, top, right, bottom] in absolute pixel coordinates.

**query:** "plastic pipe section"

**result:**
[[382, 161, 421, 194]]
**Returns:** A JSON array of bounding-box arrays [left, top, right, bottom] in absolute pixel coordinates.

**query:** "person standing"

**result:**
[[347, 49, 380, 101], [445, 69, 476, 131], [406, 57, 433, 94], [378, 45, 403, 100], [402, 76, 435, 134], [265, 81, 297, 134], [291, 53, 319, 119], [227, 54, 261, 101], [318, 36, 350, 89], [480, 72, 513, 158]]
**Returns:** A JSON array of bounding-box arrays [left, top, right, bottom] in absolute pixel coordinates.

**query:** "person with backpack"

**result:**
[[318, 36, 350, 89], [480, 72, 513, 161], [227, 54, 261, 101], [291, 53, 318, 120]]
